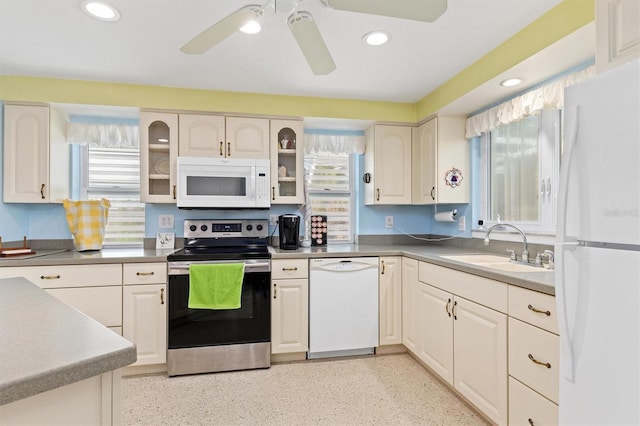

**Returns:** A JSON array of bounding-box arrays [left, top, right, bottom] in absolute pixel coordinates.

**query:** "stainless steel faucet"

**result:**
[[484, 223, 529, 264]]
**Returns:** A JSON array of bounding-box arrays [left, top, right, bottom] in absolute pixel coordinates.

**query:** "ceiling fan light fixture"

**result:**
[[500, 77, 524, 87], [81, 1, 120, 21], [363, 30, 390, 46], [240, 20, 261, 34]]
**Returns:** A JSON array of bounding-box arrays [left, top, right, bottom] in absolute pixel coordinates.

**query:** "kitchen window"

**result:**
[[304, 153, 355, 243], [80, 146, 145, 246], [476, 109, 560, 236]]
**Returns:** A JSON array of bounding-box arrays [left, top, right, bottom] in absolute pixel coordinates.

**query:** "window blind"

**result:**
[[85, 147, 145, 246], [304, 154, 352, 242]]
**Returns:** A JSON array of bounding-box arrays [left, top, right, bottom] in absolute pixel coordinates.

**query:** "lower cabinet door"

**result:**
[[123, 284, 167, 366], [271, 278, 308, 354], [453, 296, 508, 425], [46, 286, 122, 328], [509, 377, 559, 426]]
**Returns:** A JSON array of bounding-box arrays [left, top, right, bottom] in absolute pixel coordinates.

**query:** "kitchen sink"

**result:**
[[440, 254, 548, 272]]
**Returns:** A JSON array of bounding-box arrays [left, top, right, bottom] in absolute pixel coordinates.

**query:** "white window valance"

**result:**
[[304, 131, 365, 156], [67, 122, 139, 149], [465, 65, 596, 138]]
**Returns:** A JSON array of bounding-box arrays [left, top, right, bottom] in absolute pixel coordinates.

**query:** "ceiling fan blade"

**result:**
[[288, 12, 337, 75], [180, 5, 262, 54], [321, 0, 447, 23]]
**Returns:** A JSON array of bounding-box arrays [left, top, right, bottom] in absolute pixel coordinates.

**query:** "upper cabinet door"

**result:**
[[270, 119, 304, 204], [225, 117, 270, 159], [178, 114, 225, 157], [140, 111, 178, 203], [412, 119, 437, 205], [596, 0, 640, 73], [364, 125, 412, 205], [3, 104, 68, 204]]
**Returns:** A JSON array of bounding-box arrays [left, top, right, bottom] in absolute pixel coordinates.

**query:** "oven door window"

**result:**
[[168, 271, 270, 349]]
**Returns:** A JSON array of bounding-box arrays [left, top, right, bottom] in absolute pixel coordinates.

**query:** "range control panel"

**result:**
[[183, 219, 269, 238]]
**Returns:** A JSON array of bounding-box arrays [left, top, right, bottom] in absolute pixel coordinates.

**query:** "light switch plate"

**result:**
[[458, 216, 466, 231], [158, 214, 174, 229]]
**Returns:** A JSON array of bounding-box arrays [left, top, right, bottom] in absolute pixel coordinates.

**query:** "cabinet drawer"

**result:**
[[509, 285, 558, 334], [418, 262, 508, 313], [509, 377, 558, 426], [123, 262, 167, 285], [46, 286, 122, 327], [0, 264, 122, 289], [272, 259, 308, 279], [509, 317, 559, 403]]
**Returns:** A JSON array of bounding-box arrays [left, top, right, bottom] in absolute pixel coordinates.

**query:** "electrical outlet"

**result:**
[[269, 215, 279, 226], [458, 216, 466, 232], [385, 216, 394, 229], [158, 214, 174, 229]]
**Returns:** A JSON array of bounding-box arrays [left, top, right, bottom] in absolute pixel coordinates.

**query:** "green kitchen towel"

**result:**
[[188, 263, 245, 309]]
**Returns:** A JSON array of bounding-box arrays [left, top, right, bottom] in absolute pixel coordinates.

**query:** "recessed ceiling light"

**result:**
[[240, 20, 261, 34], [81, 1, 120, 22], [363, 31, 390, 46], [500, 78, 523, 87]]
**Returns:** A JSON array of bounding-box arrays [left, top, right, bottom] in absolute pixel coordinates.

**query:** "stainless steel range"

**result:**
[[167, 219, 271, 376]]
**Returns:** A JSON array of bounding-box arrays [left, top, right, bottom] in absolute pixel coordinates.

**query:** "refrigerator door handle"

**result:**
[[557, 105, 579, 242], [556, 242, 579, 382]]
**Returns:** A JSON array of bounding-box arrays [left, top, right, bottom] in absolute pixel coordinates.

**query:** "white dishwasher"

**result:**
[[308, 257, 379, 359]]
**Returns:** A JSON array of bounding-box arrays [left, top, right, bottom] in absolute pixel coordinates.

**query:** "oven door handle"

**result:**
[[169, 262, 271, 275]]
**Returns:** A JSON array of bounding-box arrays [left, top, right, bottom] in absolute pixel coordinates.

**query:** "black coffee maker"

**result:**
[[278, 214, 300, 250]]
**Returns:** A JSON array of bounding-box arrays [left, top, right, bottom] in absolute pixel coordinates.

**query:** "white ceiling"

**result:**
[[1, 0, 594, 125]]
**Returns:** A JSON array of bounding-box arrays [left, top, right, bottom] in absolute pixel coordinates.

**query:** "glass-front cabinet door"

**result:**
[[140, 112, 178, 203], [270, 120, 304, 204]]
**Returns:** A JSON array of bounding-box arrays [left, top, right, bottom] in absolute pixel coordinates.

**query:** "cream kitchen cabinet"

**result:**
[[122, 263, 168, 367], [416, 261, 508, 425], [379, 256, 402, 346], [412, 116, 469, 204], [140, 111, 179, 203], [271, 259, 308, 355], [364, 125, 412, 205], [508, 285, 560, 425], [179, 114, 269, 159], [596, 0, 640, 73], [401, 257, 419, 353], [3, 103, 69, 203], [0, 264, 123, 331], [270, 119, 304, 204]]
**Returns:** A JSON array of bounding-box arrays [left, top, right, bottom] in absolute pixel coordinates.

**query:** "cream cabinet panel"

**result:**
[[508, 285, 559, 334], [453, 296, 508, 426], [412, 116, 469, 204], [46, 286, 122, 328], [225, 116, 270, 159], [364, 125, 412, 205], [3, 104, 69, 203], [379, 256, 402, 345], [123, 262, 167, 285], [271, 278, 309, 354], [401, 257, 419, 353], [509, 377, 559, 426], [509, 317, 559, 404], [596, 0, 640, 73], [178, 114, 225, 157], [271, 258, 308, 279], [417, 282, 454, 385], [270, 119, 304, 204], [0, 264, 122, 288], [140, 111, 178, 203], [123, 284, 167, 366]]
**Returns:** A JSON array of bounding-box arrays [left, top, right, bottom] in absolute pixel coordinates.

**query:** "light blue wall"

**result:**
[[0, 102, 472, 243]]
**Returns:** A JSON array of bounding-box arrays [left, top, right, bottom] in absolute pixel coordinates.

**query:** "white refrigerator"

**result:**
[[556, 59, 640, 425]]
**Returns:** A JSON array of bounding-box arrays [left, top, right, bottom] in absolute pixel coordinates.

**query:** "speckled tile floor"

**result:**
[[122, 353, 489, 426]]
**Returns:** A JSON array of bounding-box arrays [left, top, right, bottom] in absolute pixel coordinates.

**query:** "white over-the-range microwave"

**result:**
[[176, 157, 270, 208]]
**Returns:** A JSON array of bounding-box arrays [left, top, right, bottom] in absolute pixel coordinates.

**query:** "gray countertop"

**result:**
[[0, 244, 554, 295], [0, 277, 137, 406]]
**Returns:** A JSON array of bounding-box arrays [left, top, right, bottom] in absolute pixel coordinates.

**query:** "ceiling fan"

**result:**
[[180, 0, 448, 75]]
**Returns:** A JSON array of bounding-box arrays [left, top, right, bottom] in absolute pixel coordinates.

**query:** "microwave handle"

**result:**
[[250, 166, 256, 201]]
